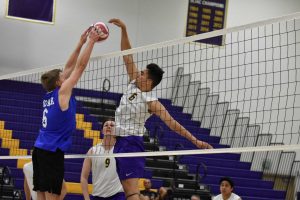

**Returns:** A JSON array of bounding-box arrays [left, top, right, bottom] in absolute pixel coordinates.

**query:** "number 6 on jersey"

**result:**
[[42, 108, 48, 128]]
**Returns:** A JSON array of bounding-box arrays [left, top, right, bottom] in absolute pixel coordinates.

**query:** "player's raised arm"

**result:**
[[63, 27, 92, 79], [148, 100, 213, 149], [109, 18, 139, 82], [59, 29, 100, 111]]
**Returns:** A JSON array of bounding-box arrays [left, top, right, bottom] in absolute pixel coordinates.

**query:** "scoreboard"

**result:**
[[186, 0, 227, 46]]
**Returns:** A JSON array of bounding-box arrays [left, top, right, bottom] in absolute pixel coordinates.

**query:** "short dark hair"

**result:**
[[41, 69, 62, 92], [219, 177, 234, 188], [101, 117, 115, 129], [146, 63, 164, 89]]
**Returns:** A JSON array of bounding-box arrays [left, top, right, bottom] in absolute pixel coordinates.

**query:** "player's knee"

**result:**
[[140, 194, 150, 200], [122, 179, 140, 194], [126, 193, 140, 200], [23, 162, 31, 174], [59, 181, 67, 200]]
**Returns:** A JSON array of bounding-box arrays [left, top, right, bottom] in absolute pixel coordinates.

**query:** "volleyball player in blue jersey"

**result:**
[[32, 28, 102, 200], [109, 18, 213, 200]]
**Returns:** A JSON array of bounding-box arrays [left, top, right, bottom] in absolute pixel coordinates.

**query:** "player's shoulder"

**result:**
[[231, 193, 241, 200], [212, 194, 222, 200], [89, 143, 104, 154], [128, 80, 136, 88]]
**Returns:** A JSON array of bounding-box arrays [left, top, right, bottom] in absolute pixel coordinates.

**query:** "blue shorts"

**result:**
[[113, 136, 145, 180], [91, 192, 125, 200]]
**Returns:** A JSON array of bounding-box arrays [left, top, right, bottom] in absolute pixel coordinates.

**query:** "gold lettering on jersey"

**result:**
[[128, 93, 137, 101]]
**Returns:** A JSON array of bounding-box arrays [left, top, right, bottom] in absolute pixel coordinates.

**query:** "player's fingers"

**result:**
[[108, 18, 118, 23]]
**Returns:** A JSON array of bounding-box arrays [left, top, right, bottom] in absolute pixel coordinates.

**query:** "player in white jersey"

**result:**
[[80, 119, 125, 200], [109, 18, 213, 200], [213, 177, 242, 200], [23, 161, 66, 200]]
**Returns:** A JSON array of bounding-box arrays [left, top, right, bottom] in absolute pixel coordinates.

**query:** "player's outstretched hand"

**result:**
[[80, 27, 92, 45], [194, 140, 213, 149], [109, 18, 126, 30], [89, 29, 101, 43]]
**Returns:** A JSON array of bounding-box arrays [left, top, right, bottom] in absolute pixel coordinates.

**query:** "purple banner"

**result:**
[[7, 0, 54, 23], [186, 0, 227, 46]]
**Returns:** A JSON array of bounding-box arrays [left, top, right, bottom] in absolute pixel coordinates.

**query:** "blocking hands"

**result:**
[[109, 18, 126, 30]]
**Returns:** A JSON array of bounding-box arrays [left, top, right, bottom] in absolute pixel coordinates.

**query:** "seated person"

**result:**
[[23, 161, 66, 200], [80, 119, 125, 200], [213, 177, 241, 200], [140, 179, 167, 200], [191, 194, 200, 200]]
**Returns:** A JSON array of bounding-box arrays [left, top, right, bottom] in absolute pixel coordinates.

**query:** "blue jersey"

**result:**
[[34, 88, 76, 152]]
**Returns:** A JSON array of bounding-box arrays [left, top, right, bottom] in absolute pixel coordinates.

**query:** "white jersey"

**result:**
[[115, 80, 157, 136], [23, 162, 37, 200], [213, 193, 242, 200], [90, 144, 123, 197]]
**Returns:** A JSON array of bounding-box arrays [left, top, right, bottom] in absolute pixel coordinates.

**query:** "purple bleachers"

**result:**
[[64, 194, 84, 200], [0, 98, 42, 109], [146, 120, 211, 135], [159, 139, 226, 149], [0, 80, 289, 199], [0, 91, 43, 101], [148, 129, 218, 143], [147, 115, 200, 127], [189, 164, 262, 179], [0, 148, 19, 155], [180, 156, 251, 170]]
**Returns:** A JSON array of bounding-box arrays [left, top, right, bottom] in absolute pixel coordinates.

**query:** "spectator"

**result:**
[[213, 177, 241, 200], [191, 194, 200, 200], [140, 179, 167, 200]]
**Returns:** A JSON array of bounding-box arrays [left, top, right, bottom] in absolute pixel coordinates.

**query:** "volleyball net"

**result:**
[[0, 12, 300, 199]]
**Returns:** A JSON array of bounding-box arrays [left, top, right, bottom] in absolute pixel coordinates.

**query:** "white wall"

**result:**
[[227, 0, 300, 27], [0, 0, 141, 75], [1, 0, 300, 76], [136, 0, 188, 46]]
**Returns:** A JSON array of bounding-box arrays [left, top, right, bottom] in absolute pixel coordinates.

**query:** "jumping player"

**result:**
[[109, 18, 213, 200], [32, 27, 102, 200]]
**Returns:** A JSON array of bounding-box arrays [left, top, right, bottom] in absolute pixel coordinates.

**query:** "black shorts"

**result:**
[[32, 147, 64, 195]]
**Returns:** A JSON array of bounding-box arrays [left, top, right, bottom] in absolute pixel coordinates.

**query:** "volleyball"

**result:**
[[93, 22, 109, 41]]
